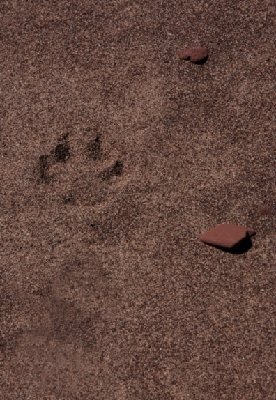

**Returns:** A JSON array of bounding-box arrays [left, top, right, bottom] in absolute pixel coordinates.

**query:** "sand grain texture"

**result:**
[[0, 1, 275, 399]]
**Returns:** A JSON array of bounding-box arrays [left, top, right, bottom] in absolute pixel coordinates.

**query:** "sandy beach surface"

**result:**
[[1, 1, 275, 399]]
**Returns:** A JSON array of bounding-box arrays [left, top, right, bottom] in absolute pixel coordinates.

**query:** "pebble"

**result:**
[[199, 223, 256, 249], [177, 47, 208, 63]]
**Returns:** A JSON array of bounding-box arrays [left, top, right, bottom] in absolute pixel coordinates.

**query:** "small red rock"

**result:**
[[177, 47, 208, 63], [199, 223, 255, 249]]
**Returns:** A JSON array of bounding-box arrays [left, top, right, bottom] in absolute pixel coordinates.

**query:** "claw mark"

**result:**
[[38, 154, 50, 183], [101, 160, 124, 181], [88, 135, 101, 160]]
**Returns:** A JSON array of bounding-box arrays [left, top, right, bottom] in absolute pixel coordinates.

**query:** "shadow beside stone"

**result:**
[[214, 236, 253, 254]]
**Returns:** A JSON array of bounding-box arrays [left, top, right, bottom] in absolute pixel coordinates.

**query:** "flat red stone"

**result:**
[[199, 223, 256, 249], [177, 47, 208, 63]]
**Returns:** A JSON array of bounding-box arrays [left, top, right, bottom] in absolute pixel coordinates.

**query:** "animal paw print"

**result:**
[[37, 131, 124, 193]]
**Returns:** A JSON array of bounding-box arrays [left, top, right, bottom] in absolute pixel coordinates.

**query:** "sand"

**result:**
[[1, 1, 275, 399]]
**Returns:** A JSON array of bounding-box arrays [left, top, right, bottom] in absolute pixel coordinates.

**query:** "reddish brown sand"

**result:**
[[0, 1, 275, 399]]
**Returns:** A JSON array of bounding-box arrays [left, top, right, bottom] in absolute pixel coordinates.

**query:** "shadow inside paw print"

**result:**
[[38, 154, 50, 183], [88, 135, 101, 160], [101, 160, 124, 181], [54, 142, 70, 163]]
